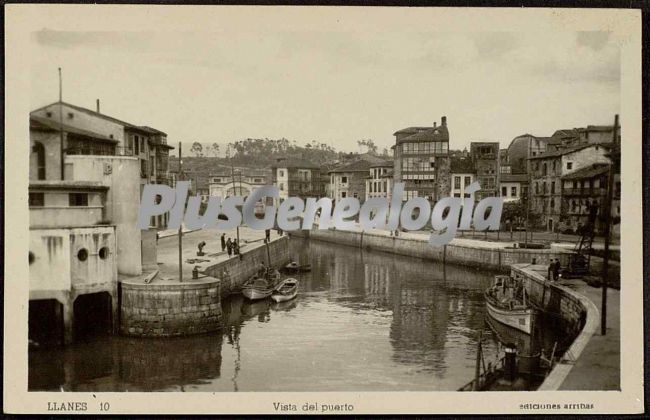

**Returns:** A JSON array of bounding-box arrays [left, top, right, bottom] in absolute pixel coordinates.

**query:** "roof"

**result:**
[[393, 126, 431, 136], [30, 116, 119, 144], [500, 174, 528, 183], [561, 163, 610, 180], [31, 101, 167, 136], [329, 159, 375, 173], [271, 157, 318, 169], [450, 157, 475, 173], [369, 159, 393, 168], [528, 143, 610, 160], [399, 126, 449, 143]]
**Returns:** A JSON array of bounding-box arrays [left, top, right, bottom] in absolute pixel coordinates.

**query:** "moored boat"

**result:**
[[283, 261, 311, 273], [271, 278, 298, 303], [242, 269, 281, 301], [485, 275, 535, 335]]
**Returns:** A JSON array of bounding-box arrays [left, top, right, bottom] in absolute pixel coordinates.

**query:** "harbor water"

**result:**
[[29, 237, 568, 392]]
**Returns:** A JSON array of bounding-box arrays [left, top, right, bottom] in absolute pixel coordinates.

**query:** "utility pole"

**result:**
[[59, 68, 65, 180], [228, 145, 241, 255], [178, 142, 183, 283], [601, 114, 619, 335], [525, 137, 531, 248]]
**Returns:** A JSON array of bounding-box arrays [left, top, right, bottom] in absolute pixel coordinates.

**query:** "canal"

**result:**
[[29, 237, 569, 391]]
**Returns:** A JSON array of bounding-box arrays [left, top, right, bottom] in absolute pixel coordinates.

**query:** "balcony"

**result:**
[[563, 188, 606, 196]]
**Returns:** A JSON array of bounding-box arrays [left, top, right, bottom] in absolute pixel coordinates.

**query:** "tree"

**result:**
[[209, 143, 220, 157], [381, 147, 390, 157], [357, 139, 378, 155], [190, 142, 204, 157]]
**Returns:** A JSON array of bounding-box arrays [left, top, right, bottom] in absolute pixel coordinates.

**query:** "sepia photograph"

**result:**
[[4, 4, 645, 415]]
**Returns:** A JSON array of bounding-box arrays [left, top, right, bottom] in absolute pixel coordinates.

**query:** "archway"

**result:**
[[73, 292, 113, 340], [29, 299, 64, 347]]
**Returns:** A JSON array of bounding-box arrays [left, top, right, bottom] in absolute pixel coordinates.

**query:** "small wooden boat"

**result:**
[[283, 261, 311, 273], [485, 275, 535, 335], [241, 269, 281, 300], [271, 278, 298, 303]]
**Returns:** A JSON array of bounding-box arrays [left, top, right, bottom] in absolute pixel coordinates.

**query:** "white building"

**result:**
[[365, 160, 393, 199]]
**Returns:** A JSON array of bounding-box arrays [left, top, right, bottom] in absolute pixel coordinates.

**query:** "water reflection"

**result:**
[[29, 237, 564, 392]]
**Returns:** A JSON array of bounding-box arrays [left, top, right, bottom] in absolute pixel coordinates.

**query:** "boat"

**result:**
[[484, 275, 535, 335], [241, 269, 281, 301], [283, 261, 311, 273], [271, 278, 298, 303]]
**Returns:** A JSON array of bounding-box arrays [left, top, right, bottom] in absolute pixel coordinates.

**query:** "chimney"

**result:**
[[96, 99, 100, 113], [441, 116, 447, 127], [433, 122, 437, 128]]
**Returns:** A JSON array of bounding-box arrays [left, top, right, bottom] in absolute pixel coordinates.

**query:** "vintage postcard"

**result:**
[[4, 4, 645, 415]]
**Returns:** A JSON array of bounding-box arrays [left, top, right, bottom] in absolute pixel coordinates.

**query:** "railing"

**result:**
[[563, 188, 606, 196]]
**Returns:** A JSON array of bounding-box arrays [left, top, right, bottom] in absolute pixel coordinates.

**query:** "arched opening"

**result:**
[[32, 142, 46, 180], [73, 292, 113, 340], [29, 299, 64, 347]]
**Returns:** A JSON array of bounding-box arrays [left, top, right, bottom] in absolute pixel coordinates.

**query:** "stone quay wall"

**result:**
[[510, 264, 599, 391], [309, 228, 571, 272], [201, 236, 291, 297], [120, 279, 222, 337]]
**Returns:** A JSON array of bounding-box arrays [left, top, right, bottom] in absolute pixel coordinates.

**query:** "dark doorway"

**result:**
[[73, 292, 113, 340], [29, 299, 64, 347]]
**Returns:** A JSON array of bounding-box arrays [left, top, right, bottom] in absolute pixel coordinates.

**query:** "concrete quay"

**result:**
[[119, 227, 289, 337]]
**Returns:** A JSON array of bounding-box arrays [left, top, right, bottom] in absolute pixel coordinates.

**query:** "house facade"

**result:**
[[392, 116, 451, 202], [469, 142, 500, 200], [271, 157, 320, 202], [529, 144, 612, 232], [365, 160, 393, 200]]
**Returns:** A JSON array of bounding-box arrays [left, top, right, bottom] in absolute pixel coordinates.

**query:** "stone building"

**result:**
[[392, 116, 451, 202], [365, 160, 393, 200], [30, 101, 174, 229], [329, 159, 374, 203], [499, 173, 528, 203], [528, 143, 612, 232], [469, 142, 500, 200], [271, 157, 320, 202], [560, 163, 620, 234], [552, 125, 620, 148], [506, 134, 554, 174]]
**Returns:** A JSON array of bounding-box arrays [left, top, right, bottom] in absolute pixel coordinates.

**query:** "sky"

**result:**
[[29, 25, 620, 155]]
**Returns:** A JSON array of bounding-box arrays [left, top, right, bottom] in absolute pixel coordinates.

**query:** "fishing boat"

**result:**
[[283, 261, 311, 273], [241, 269, 281, 301], [484, 275, 535, 335], [271, 278, 298, 303]]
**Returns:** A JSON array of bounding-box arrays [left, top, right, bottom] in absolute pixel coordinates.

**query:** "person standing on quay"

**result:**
[[233, 239, 240, 255], [221, 233, 226, 252], [226, 237, 233, 257], [554, 258, 561, 281], [547, 259, 555, 281], [265, 229, 271, 243]]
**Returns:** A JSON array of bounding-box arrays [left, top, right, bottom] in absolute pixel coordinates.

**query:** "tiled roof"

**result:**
[[369, 159, 393, 168], [528, 143, 610, 160], [561, 163, 610, 180], [400, 126, 449, 143], [500, 174, 528, 183], [329, 159, 375, 173], [393, 126, 431, 135], [30, 115, 119, 143], [271, 157, 318, 169]]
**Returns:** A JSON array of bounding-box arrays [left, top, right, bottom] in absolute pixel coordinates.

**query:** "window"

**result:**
[[341, 176, 348, 184], [141, 138, 145, 153], [46, 111, 53, 118], [254, 178, 263, 183], [341, 192, 347, 198], [67, 112, 74, 119], [454, 193, 461, 198], [535, 183, 539, 194], [33, 142, 46, 180], [141, 160, 148, 177], [566, 162, 573, 170], [551, 181, 555, 194], [77, 248, 88, 261], [464, 176, 471, 187], [353, 192, 358, 198], [134, 135, 140, 154], [454, 176, 461, 189], [69, 193, 88, 207], [29, 192, 44, 207], [99, 247, 109, 259], [542, 163, 547, 176], [511, 186, 517, 197], [501, 187, 507, 196], [279, 170, 284, 177], [29, 252, 35, 265], [213, 178, 221, 183]]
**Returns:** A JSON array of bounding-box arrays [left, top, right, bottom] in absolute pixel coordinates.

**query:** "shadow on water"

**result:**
[[29, 236, 570, 392]]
